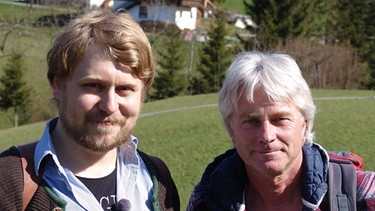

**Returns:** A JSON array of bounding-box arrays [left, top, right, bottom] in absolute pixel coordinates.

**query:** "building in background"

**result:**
[[113, 0, 216, 31]]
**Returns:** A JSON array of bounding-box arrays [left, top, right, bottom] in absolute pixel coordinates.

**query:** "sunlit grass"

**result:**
[[2, 90, 374, 209]]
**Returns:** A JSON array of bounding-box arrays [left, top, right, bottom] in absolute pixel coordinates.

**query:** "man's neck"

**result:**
[[51, 120, 117, 178], [245, 162, 303, 210]]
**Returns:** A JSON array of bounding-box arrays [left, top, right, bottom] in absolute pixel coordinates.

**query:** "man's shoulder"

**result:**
[[0, 145, 20, 157], [0, 146, 24, 210], [0, 146, 22, 171], [0, 146, 22, 175], [356, 170, 375, 198], [137, 150, 169, 175], [136, 150, 181, 211], [354, 170, 375, 210]]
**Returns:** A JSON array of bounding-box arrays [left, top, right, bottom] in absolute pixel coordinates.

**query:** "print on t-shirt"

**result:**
[[77, 168, 117, 210]]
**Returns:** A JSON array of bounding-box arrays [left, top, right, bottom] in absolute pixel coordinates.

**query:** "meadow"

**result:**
[[219, 0, 246, 13], [1, 89, 375, 209]]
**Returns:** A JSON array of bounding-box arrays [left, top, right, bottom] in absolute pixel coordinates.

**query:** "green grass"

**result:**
[[219, 0, 246, 14], [1, 89, 375, 209], [0, 2, 48, 20]]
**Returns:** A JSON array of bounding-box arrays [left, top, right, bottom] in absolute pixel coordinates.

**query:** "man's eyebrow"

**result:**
[[239, 112, 259, 119], [274, 110, 293, 116], [78, 76, 103, 82], [78, 76, 137, 86], [239, 110, 293, 118]]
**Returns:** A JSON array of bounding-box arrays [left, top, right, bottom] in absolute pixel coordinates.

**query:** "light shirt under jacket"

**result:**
[[33, 117, 154, 210]]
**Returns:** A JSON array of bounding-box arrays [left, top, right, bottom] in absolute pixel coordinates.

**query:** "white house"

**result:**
[[89, 0, 114, 8], [113, 0, 216, 31]]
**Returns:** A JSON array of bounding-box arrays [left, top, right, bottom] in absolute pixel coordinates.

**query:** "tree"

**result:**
[[151, 26, 187, 99], [241, 0, 318, 50], [326, 0, 375, 88], [195, 10, 233, 93], [0, 53, 31, 127]]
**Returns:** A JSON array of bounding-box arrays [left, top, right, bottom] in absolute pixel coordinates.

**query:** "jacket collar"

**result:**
[[301, 143, 330, 210], [198, 143, 329, 210]]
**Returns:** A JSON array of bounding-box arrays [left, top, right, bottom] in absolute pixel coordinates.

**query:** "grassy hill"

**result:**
[[1, 90, 375, 209]]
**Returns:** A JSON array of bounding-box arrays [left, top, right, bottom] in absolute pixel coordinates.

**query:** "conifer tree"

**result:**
[[195, 10, 233, 93], [241, 0, 317, 50], [327, 0, 375, 88], [0, 53, 30, 127], [151, 26, 186, 99]]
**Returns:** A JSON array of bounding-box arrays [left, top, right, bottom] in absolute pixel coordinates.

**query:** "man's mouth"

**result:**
[[88, 114, 126, 127]]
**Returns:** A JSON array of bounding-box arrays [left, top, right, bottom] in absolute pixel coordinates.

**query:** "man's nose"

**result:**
[[99, 89, 118, 115], [258, 121, 276, 143]]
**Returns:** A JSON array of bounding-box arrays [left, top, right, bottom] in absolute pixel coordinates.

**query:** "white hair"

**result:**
[[218, 51, 316, 145]]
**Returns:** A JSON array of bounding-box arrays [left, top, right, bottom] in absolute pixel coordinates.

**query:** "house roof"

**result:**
[[181, 0, 201, 7], [181, 0, 216, 12]]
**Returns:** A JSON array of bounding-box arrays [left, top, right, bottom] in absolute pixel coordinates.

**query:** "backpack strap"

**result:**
[[328, 161, 357, 211], [18, 141, 43, 211]]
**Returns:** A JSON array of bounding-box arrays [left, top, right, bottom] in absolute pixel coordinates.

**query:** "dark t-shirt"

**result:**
[[77, 168, 117, 211]]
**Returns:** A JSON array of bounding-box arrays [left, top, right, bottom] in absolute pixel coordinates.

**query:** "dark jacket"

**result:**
[[0, 145, 180, 211], [187, 144, 375, 211]]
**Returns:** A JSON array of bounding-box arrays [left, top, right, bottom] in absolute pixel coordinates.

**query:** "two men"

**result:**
[[0, 8, 374, 211]]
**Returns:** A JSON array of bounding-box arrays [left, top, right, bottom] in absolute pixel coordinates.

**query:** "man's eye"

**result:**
[[244, 118, 259, 125], [116, 86, 134, 95], [272, 117, 290, 125], [239, 118, 260, 129], [116, 86, 130, 92], [84, 83, 103, 91], [87, 83, 100, 87]]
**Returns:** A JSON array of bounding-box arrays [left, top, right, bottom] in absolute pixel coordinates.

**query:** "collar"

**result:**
[[301, 143, 330, 210]]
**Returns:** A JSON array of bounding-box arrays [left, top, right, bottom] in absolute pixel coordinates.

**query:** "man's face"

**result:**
[[53, 46, 144, 152], [229, 89, 307, 176]]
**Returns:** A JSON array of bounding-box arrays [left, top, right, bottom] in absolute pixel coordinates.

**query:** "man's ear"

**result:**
[[52, 78, 63, 100], [303, 118, 308, 140], [227, 122, 236, 144]]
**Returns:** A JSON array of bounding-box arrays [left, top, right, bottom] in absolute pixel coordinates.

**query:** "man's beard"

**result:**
[[59, 109, 133, 152]]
